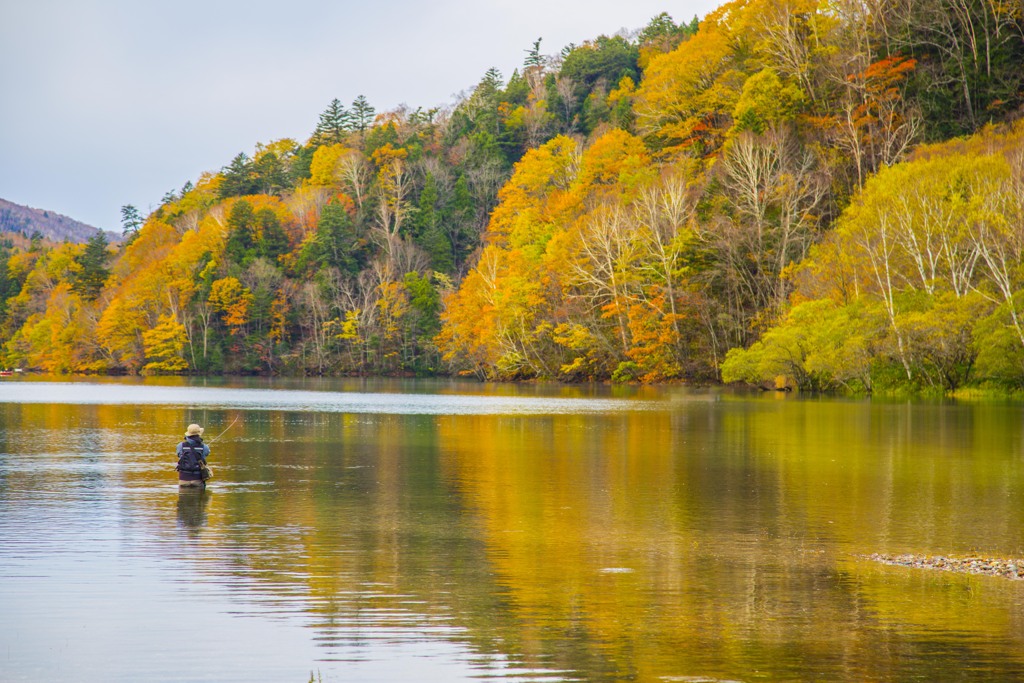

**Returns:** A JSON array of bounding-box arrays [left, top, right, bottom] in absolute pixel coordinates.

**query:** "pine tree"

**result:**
[[225, 200, 257, 265], [414, 174, 453, 273], [350, 95, 375, 133], [0, 240, 17, 321], [524, 38, 544, 69], [315, 199, 364, 275], [254, 152, 288, 194], [255, 208, 289, 260], [71, 233, 110, 300], [414, 173, 439, 240], [120, 205, 143, 236], [219, 153, 257, 198], [482, 67, 503, 91], [313, 98, 350, 145], [448, 174, 476, 273]]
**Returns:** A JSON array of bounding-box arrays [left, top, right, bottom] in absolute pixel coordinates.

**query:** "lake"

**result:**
[[1, 377, 1023, 682]]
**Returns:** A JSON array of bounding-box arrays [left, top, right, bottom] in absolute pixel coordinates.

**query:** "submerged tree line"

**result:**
[[2, 0, 1023, 392]]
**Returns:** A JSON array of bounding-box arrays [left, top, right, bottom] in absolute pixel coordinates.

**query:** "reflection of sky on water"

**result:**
[[0, 453, 572, 683], [0, 538, 508, 683], [6, 382, 1024, 682], [1, 381, 666, 415]]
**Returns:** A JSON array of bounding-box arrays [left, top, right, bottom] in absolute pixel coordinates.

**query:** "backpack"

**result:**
[[176, 441, 204, 474]]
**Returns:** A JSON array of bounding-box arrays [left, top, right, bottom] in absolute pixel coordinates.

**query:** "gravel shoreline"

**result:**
[[866, 553, 1024, 580]]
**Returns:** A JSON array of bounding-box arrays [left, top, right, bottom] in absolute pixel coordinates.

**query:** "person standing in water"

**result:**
[[176, 423, 211, 487]]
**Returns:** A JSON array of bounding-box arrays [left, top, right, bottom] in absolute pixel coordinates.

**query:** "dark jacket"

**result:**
[[176, 435, 210, 481]]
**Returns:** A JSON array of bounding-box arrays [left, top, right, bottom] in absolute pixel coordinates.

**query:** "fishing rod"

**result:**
[[207, 416, 239, 444]]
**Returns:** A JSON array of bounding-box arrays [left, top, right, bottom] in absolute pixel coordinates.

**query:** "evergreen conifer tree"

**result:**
[[313, 98, 350, 145], [0, 240, 14, 320], [255, 208, 289, 260], [225, 200, 257, 265], [350, 95, 376, 132], [448, 174, 476, 272], [120, 205, 143, 236], [414, 174, 453, 273], [524, 39, 543, 69], [71, 233, 110, 300], [219, 153, 257, 198], [307, 199, 365, 276]]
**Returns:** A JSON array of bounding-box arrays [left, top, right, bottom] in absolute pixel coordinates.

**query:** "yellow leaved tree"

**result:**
[[142, 314, 189, 374]]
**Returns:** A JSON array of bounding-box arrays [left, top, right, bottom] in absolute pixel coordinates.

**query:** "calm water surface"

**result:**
[[1, 376, 1023, 682]]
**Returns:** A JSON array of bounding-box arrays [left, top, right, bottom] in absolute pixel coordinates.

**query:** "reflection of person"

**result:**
[[176, 423, 211, 487], [176, 487, 211, 529]]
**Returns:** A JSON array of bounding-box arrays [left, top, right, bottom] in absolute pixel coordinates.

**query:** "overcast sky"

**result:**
[[1, 0, 718, 232]]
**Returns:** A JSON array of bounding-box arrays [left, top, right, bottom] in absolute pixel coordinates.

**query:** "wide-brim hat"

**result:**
[[185, 423, 205, 437]]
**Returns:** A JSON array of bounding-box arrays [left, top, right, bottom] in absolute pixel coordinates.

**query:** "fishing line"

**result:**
[[207, 417, 239, 444]]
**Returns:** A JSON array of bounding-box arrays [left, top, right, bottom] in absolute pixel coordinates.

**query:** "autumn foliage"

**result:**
[[1, 0, 1022, 390]]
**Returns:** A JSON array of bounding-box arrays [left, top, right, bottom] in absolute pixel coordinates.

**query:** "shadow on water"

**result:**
[[176, 486, 211, 531]]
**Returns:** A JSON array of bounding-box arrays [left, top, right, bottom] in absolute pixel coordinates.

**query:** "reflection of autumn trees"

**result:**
[[437, 405, 1024, 680], [11, 395, 1024, 678]]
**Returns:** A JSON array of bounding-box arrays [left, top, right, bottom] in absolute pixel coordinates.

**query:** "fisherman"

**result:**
[[176, 423, 212, 487]]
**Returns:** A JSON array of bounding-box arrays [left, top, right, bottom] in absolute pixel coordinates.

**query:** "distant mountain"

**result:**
[[0, 197, 115, 244]]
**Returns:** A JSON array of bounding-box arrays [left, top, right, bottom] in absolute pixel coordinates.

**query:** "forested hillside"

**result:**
[[0, 198, 110, 244], [2, 0, 1022, 391]]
